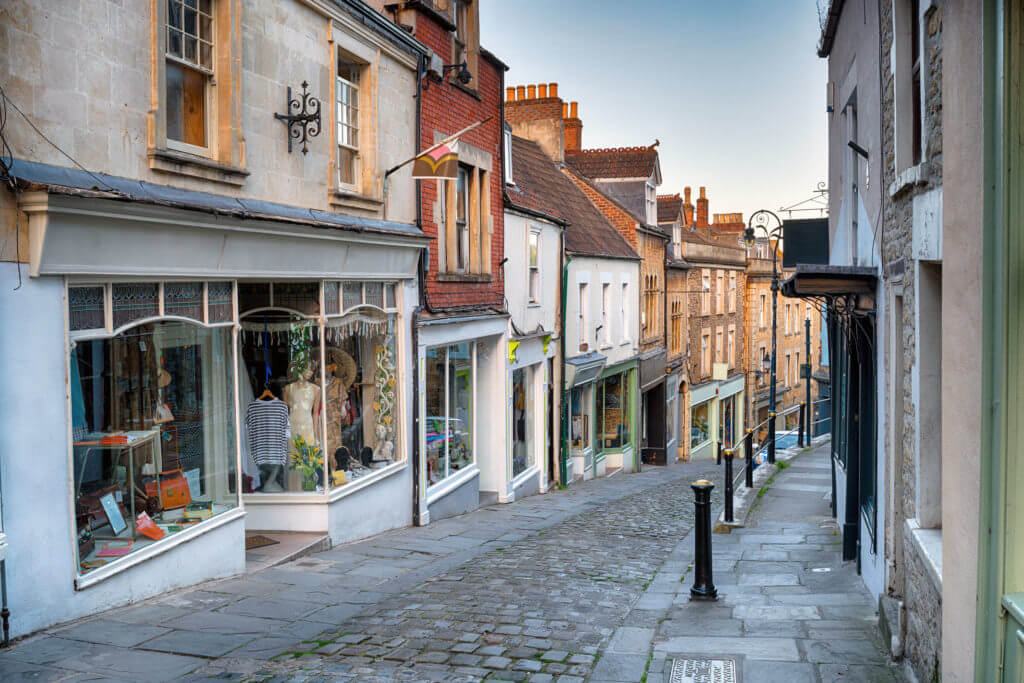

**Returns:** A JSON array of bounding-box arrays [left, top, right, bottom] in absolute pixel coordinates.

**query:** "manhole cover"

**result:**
[[669, 658, 737, 683]]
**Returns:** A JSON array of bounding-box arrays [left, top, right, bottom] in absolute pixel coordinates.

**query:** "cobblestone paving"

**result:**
[[209, 465, 722, 682]]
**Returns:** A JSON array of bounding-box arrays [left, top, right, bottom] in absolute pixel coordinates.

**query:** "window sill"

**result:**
[[527, 302, 542, 308], [148, 148, 249, 187], [75, 506, 245, 591], [331, 189, 385, 215], [426, 464, 480, 506], [906, 518, 943, 592], [888, 162, 931, 198], [436, 273, 493, 283]]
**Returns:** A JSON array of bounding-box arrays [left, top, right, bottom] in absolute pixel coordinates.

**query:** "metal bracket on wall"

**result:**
[[274, 82, 321, 155]]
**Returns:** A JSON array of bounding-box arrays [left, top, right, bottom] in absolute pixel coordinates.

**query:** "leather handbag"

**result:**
[[144, 469, 192, 509]]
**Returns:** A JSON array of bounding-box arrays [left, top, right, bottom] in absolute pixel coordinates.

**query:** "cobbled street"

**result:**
[[0, 459, 722, 682]]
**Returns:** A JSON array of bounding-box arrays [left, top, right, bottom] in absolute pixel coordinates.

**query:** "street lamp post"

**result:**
[[743, 210, 784, 465]]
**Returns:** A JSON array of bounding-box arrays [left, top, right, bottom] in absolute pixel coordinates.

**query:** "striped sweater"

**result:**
[[245, 398, 291, 466]]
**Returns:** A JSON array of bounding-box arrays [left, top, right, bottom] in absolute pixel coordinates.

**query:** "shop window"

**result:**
[[70, 320, 237, 575], [570, 386, 591, 454], [511, 366, 534, 478], [238, 281, 400, 494], [527, 230, 540, 304], [691, 400, 710, 449], [425, 342, 475, 486], [336, 56, 362, 189], [596, 372, 629, 451], [718, 396, 735, 448], [165, 0, 213, 149]]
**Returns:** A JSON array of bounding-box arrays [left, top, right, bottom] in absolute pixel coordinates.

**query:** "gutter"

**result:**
[[817, 0, 846, 58]]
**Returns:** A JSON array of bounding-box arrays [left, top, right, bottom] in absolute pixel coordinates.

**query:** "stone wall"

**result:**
[[879, 1, 944, 679]]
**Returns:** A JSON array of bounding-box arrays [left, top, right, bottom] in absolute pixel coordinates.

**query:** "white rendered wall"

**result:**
[[564, 256, 639, 364], [503, 211, 560, 337]]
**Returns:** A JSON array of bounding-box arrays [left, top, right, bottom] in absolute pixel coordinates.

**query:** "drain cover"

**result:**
[[669, 658, 737, 683]]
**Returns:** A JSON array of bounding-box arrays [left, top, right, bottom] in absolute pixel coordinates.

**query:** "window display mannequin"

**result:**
[[245, 389, 290, 492], [284, 365, 321, 487]]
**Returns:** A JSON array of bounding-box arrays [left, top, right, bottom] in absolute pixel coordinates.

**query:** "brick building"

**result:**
[[383, 0, 510, 524], [676, 188, 748, 461], [658, 193, 691, 462]]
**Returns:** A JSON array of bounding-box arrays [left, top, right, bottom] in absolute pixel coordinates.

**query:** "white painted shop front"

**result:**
[[0, 189, 423, 636]]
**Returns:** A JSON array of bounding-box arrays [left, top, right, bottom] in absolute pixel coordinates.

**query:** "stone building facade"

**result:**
[[878, 1, 945, 680]]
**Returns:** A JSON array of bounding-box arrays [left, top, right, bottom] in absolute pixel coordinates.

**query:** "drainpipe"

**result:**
[[411, 53, 426, 526], [559, 249, 571, 487]]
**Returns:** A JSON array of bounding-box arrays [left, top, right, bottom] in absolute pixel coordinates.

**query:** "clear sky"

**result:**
[[480, 1, 828, 223]]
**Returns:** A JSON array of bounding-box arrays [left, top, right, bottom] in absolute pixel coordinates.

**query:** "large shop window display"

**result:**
[[238, 282, 400, 494], [691, 401, 710, 449], [597, 372, 630, 451], [425, 343, 474, 486], [68, 282, 238, 575]]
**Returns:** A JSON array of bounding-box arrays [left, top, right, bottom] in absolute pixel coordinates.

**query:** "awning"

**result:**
[[780, 265, 877, 313], [780, 265, 877, 298], [565, 352, 607, 389]]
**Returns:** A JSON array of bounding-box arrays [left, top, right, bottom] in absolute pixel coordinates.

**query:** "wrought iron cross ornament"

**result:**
[[274, 81, 321, 154]]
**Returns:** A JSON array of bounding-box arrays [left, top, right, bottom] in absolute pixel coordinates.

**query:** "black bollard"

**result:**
[[744, 429, 754, 489], [768, 411, 777, 464], [716, 441, 721, 465], [798, 402, 805, 448], [690, 480, 718, 601], [724, 449, 734, 523]]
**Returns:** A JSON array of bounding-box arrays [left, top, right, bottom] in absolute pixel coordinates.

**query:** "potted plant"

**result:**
[[289, 435, 324, 491]]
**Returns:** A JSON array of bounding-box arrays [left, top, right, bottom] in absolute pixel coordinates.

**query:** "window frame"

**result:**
[[164, 0, 215, 155], [621, 281, 630, 345], [578, 282, 589, 352], [424, 341, 477, 488], [527, 228, 541, 305], [335, 53, 363, 192], [601, 283, 611, 347]]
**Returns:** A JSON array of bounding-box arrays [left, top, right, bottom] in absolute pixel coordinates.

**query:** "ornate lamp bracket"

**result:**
[[274, 81, 322, 155]]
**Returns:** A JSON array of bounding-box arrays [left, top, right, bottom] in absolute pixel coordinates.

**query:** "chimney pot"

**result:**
[[699, 186, 706, 199], [570, 101, 579, 118], [549, 82, 558, 98], [527, 84, 536, 99], [516, 85, 526, 100], [506, 86, 516, 101], [684, 187, 691, 202], [538, 84, 548, 98]]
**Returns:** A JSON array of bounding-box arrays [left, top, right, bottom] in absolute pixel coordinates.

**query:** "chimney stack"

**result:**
[[683, 187, 695, 227], [696, 186, 709, 229], [563, 101, 582, 152]]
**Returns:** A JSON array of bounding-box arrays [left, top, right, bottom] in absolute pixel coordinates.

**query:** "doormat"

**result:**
[[669, 658, 737, 683], [245, 534, 280, 550]]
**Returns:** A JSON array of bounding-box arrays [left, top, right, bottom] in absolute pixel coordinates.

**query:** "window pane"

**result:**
[[184, 36, 197, 62], [424, 346, 446, 486], [385, 283, 396, 309], [691, 401, 710, 448], [273, 282, 320, 316], [207, 282, 233, 322], [599, 373, 627, 450], [72, 321, 237, 573], [324, 312, 398, 489], [342, 282, 362, 311], [112, 283, 159, 329], [167, 28, 183, 57], [324, 281, 340, 315], [364, 282, 384, 309], [528, 232, 538, 266], [570, 387, 589, 453], [511, 367, 533, 478], [165, 61, 206, 147], [447, 343, 473, 476], [164, 282, 204, 321], [456, 167, 468, 223], [339, 147, 356, 186], [69, 286, 106, 331]]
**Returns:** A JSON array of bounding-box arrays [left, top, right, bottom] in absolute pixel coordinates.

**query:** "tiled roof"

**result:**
[[505, 135, 639, 260], [657, 194, 682, 224], [564, 145, 659, 180]]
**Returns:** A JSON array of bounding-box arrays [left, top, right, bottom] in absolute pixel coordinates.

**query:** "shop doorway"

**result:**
[[641, 383, 666, 465]]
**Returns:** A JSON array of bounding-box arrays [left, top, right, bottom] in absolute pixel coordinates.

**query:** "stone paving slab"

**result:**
[[653, 444, 907, 683]]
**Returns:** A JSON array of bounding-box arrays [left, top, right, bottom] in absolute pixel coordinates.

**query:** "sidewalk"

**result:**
[[634, 443, 906, 683]]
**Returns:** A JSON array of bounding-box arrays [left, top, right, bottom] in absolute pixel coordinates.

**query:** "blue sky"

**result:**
[[480, 1, 828, 223]]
